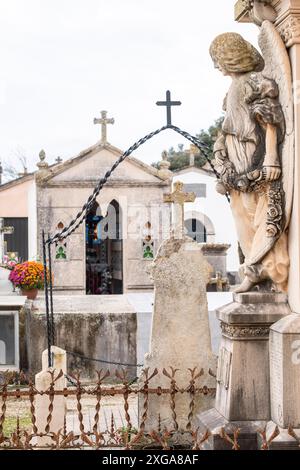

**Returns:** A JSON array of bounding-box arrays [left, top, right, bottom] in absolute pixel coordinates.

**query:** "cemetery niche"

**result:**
[[0, 310, 19, 370]]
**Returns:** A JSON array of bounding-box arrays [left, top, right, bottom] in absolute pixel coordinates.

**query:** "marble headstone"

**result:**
[[140, 236, 217, 432]]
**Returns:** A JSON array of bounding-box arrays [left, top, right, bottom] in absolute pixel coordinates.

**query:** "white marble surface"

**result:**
[[0, 267, 15, 296], [0, 296, 27, 308], [34, 294, 136, 314]]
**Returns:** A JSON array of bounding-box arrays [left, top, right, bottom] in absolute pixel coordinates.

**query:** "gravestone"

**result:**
[[35, 346, 67, 446], [139, 182, 217, 435]]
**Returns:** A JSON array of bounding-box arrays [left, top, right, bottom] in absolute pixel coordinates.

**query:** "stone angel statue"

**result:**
[[209, 21, 294, 293]]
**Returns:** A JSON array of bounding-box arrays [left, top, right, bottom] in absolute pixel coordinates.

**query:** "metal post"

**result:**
[[42, 230, 52, 368], [47, 235, 55, 347]]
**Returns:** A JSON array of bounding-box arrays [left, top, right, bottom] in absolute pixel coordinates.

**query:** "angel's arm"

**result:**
[[263, 123, 281, 181]]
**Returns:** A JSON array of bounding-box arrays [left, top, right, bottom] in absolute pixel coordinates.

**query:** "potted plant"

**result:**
[[1, 254, 19, 270], [9, 261, 48, 300]]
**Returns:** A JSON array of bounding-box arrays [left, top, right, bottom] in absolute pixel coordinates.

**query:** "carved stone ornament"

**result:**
[[278, 16, 300, 47], [221, 322, 270, 340], [235, 0, 276, 26]]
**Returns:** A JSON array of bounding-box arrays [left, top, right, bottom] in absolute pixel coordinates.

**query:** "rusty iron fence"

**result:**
[[0, 367, 299, 450], [0, 367, 215, 450]]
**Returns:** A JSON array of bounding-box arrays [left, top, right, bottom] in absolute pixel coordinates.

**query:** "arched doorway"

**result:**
[[85, 200, 123, 295], [185, 218, 207, 243]]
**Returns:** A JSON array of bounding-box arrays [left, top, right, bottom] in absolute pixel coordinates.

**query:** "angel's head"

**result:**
[[210, 33, 264, 75]]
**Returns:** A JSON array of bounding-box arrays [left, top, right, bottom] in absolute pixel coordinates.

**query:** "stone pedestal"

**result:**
[[261, 314, 300, 449], [196, 292, 290, 449], [139, 236, 217, 433]]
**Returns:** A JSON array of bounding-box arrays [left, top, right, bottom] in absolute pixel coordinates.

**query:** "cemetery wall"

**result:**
[[24, 303, 137, 381]]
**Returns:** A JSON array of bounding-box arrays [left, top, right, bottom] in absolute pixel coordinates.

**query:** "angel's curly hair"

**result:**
[[210, 33, 264, 74]]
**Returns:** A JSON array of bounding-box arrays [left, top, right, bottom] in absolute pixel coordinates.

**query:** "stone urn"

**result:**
[[21, 288, 39, 300]]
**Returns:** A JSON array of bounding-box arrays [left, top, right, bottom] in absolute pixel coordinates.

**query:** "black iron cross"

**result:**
[[156, 90, 181, 127]]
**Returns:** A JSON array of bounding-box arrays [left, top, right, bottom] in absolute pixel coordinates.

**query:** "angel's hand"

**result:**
[[263, 166, 282, 181], [213, 149, 227, 163]]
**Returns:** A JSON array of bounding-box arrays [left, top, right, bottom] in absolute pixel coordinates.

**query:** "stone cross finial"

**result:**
[[55, 157, 63, 164], [164, 181, 196, 238], [159, 150, 171, 170], [94, 110, 115, 144], [0, 218, 14, 263], [37, 149, 48, 169], [189, 144, 199, 167]]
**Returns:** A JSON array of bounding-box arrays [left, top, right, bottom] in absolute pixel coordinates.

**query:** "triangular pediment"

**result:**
[[43, 142, 165, 185]]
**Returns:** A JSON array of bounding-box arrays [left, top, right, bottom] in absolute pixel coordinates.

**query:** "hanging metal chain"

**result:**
[[47, 237, 55, 347], [66, 350, 143, 367], [46, 124, 226, 246], [42, 123, 228, 368], [42, 230, 52, 368], [47, 125, 169, 245]]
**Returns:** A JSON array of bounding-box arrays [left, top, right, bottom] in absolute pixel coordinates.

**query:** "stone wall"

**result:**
[[24, 296, 137, 381]]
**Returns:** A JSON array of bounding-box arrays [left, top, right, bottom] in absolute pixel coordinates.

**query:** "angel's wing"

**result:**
[[259, 20, 294, 230]]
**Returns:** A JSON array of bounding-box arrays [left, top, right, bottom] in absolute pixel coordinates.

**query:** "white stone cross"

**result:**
[[0, 218, 14, 264], [164, 181, 196, 239], [94, 110, 115, 144]]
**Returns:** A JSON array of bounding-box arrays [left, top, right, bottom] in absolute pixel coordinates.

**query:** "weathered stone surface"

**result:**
[[35, 144, 170, 294], [25, 295, 137, 380], [214, 293, 290, 422], [141, 236, 217, 431], [210, 22, 293, 293], [197, 408, 265, 450], [35, 347, 67, 446], [218, 292, 290, 325], [261, 421, 300, 450], [270, 314, 300, 428]]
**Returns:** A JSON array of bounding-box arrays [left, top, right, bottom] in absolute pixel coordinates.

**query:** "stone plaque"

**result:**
[[217, 347, 232, 390], [270, 315, 300, 428], [270, 330, 284, 427]]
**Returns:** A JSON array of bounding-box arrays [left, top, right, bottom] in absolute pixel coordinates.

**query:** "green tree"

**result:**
[[152, 116, 224, 172]]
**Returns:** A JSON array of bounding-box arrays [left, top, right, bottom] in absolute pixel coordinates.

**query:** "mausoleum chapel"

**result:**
[[1, 0, 300, 455], [0, 111, 238, 295]]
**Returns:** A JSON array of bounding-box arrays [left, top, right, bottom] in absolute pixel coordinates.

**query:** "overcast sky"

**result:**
[[0, 0, 258, 178]]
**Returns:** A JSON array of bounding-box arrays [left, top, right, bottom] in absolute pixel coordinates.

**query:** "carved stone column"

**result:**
[[272, 1, 300, 314]]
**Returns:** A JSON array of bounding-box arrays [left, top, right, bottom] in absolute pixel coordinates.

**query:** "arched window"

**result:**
[[55, 222, 67, 260], [85, 200, 123, 295], [185, 218, 207, 243]]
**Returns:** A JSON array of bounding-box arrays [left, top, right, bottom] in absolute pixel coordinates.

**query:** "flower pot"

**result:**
[[21, 288, 38, 300]]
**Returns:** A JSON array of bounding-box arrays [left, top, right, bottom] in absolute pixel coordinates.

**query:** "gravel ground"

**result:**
[[1, 390, 139, 436]]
